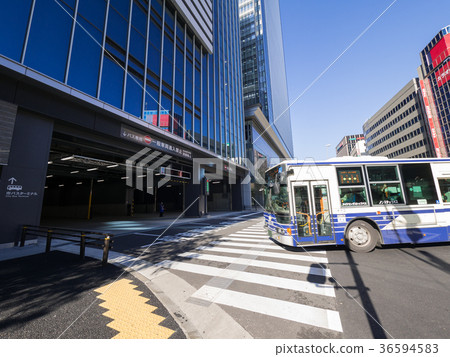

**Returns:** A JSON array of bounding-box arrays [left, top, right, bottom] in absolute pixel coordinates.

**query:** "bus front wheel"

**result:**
[[345, 220, 379, 253]]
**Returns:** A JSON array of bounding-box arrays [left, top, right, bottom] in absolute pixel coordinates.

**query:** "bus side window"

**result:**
[[438, 178, 450, 203], [400, 164, 438, 205]]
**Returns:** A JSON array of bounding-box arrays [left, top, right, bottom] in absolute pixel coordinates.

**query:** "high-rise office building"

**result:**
[[363, 79, 433, 159], [239, 0, 293, 206], [418, 25, 450, 158], [239, 0, 293, 163], [0, 0, 248, 247], [335, 134, 365, 157]]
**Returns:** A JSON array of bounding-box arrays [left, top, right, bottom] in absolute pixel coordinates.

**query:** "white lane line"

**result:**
[[191, 285, 342, 332], [133, 232, 159, 236], [229, 233, 269, 238], [235, 231, 268, 236], [156, 260, 335, 297], [218, 237, 272, 244], [211, 240, 285, 251], [196, 246, 329, 264], [242, 228, 267, 232], [177, 252, 332, 277]]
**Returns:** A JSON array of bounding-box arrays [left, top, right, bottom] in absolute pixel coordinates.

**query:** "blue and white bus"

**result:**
[[264, 157, 450, 252]]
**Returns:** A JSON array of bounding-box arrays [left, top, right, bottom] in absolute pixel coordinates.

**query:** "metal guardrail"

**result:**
[[21, 225, 113, 264]]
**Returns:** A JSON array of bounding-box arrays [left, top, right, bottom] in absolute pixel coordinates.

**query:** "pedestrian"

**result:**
[[159, 202, 164, 217]]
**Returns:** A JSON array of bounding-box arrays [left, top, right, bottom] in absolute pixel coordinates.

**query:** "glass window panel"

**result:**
[[185, 109, 193, 141], [110, 0, 129, 17], [176, 19, 184, 42], [125, 73, 143, 117], [370, 183, 404, 205], [0, 0, 33, 61], [438, 179, 450, 203], [194, 115, 201, 144], [151, 0, 163, 17], [164, 4, 174, 31], [400, 164, 438, 205], [162, 57, 173, 87], [160, 93, 172, 132], [107, 4, 129, 49], [132, 0, 147, 35], [367, 166, 399, 182], [129, 28, 146, 64], [100, 56, 124, 108], [25, 0, 73, 81], [68, 14, 104, 96], [339, 187, 368, 207], [173, 103, 183, 138], [78, 0, 106, 29]]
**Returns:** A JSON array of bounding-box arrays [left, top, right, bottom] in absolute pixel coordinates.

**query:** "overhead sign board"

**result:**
[[121, 125, 192, 159]]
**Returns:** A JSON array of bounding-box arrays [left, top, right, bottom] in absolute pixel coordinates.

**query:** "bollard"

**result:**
[[45, 230, 53, 253], [80, 233, 86, 260], [20, 226, 27, 247], [102, 236, 111, 265]]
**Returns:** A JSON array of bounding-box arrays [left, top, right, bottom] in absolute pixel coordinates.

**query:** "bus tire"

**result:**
[[345, 220, 379, 253]]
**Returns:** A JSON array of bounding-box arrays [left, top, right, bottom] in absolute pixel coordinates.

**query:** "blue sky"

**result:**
[[279, 0, 450, 159]]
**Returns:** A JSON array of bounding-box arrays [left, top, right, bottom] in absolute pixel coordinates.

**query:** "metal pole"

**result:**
[[87, 178, 93, 220], [102, 236, 111, 265], [80, 233, 86, 259], [20, 226, 27, 247], [45, 230, 52, 253]]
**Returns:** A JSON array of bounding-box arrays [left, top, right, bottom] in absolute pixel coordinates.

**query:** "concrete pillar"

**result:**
[[0, 109, 53, 247]]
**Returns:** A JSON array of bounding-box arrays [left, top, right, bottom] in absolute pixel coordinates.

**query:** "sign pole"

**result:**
[[87, 178, 93, 220]]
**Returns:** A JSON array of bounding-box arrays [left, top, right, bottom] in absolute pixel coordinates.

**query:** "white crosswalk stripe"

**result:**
[[177, 251, 332, 277], [147, 218, 341, 334], [156, 260, 335, 297], [196, 245, 329, 264], [191, 286, 343, 332]]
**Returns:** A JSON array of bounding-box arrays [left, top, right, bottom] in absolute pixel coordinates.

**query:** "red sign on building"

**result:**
[[430, 34, 450, 68]]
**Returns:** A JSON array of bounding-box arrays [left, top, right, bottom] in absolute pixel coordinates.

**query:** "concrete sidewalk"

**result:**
[[0, 250, 186, 339]]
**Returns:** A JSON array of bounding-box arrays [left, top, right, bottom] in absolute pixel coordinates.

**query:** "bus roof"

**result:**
[[274, 156, 450, 168]]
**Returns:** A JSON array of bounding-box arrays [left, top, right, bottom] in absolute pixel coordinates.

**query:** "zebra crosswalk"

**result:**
[[150, 219, 343, 336]]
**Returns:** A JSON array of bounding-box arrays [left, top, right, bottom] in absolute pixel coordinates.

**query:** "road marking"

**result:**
[[191, 285, 342, 332], [218, 237, 271, 244], [234, 231, 269, 236], [229, 233, 269, 238], [156, 260, 335, 297], [196, 246, 329, 264], [177, 251, 332, 277], [94, 278, 175, 339], [211, 240, 286, 251]]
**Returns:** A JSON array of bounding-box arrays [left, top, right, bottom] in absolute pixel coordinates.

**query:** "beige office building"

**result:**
[[363, 79, 434, 158]]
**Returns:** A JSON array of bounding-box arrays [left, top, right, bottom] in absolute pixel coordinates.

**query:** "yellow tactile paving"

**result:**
[[94, 278, 175, 339]]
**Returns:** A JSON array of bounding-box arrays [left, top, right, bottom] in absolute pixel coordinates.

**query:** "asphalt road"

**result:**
[[108, 212, 450, 339], [327, 243, 450, 339]]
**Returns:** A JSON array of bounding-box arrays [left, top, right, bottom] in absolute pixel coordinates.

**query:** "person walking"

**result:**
[[159, 202, 164, 217]]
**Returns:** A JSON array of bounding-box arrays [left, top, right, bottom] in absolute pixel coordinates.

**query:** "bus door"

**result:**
[[292, 181, 335, 244]]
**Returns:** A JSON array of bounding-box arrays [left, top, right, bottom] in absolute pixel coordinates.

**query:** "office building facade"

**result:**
[[0, 0, 248, 247], [335, 134, 365, 157], [239, 0, 293, 163], [363, 79, 434, 159], [417, 25, 450, 158], [239, 0, 293, 206]]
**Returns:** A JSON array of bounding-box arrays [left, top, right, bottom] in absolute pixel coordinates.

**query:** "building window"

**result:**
[[0, 0, 33, 62], [25, 0, 75, 82]]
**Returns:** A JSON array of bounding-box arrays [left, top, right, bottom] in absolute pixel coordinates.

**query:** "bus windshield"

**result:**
[[265, 166, 290, 223]]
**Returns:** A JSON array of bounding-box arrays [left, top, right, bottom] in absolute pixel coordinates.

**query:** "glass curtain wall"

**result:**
[[1, 0, 245, 161]]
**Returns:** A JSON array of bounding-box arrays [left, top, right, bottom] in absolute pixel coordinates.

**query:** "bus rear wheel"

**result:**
[[346, 220, 379, 253]]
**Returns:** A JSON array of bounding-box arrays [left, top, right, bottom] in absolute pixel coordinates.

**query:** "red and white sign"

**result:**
[[435, 61, 450, 87], [430, 34, 450, 68], [420, 80, 442, 158], [144, 136, 152, 144]]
